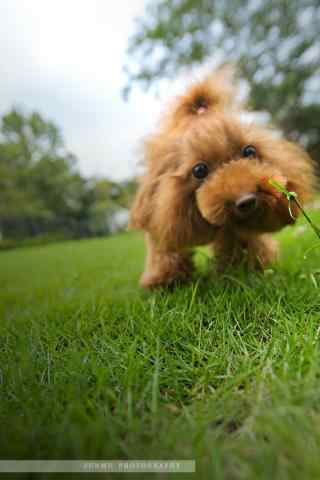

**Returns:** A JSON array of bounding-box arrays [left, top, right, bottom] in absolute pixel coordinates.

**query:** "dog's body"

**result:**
[[130, 71, 315, 288]]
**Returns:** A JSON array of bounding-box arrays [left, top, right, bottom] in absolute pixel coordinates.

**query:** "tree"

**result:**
[[126, 0, 320, 165], [0, 108, 134, 242], [0, 109, 91, 239], [86, 178, 137, 235], [0, 110, 55, 237]]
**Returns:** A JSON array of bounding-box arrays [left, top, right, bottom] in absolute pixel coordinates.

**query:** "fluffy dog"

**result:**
[[130, 71, 315, 288]]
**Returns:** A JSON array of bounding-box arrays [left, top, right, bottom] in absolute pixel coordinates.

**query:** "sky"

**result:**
[[0, 0, 167, 181]]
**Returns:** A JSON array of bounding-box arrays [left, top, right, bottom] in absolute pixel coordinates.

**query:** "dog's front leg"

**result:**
[[212, 228, 246, 272], [213, 229, 279, 272], [245, 234, 279, 270], [140, 234, 194, 289], [213, 229, 278, 272]]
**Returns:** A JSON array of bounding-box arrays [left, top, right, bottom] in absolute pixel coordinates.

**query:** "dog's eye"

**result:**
[[242, 145, 257, 158], [192, 162, 209, 179]]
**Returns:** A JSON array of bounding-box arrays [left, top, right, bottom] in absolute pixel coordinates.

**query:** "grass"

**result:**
[[269, 179, 320, 241], [1, 208, 320, 479]]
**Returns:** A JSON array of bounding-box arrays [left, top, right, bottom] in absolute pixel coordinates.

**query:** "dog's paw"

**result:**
[[140, 272, 191, 290], [140, 272, 171, 289]]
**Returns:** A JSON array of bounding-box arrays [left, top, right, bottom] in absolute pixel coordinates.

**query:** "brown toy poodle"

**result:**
[[130, 70, 315, 288]]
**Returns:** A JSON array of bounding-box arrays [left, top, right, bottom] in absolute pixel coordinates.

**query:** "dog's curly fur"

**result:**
[[130, 70, 316, 288]]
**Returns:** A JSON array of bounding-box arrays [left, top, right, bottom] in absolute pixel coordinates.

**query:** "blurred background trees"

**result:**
[[126, 0, 320, 165], [0, 109, 135, 245]]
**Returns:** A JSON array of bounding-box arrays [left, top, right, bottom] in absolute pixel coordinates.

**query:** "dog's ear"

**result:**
[[129, 176, 158, 230], [129, 134, 181, 230]]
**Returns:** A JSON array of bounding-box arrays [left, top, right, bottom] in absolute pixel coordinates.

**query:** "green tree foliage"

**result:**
[[126, 0, 320, 164], [0, 109, 135, 242]]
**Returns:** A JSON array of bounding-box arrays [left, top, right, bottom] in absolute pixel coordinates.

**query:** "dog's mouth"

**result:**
[[198, 189, 291, 233]]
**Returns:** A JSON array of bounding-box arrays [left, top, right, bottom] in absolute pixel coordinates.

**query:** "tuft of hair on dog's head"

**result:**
[[161, 65, 240, 132]]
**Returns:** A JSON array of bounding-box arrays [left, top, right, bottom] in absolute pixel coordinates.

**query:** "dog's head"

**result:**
[[130, 73, 315, 249]]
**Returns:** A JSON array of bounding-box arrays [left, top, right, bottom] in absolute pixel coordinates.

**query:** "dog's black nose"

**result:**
[[234, 193, 258, 218]]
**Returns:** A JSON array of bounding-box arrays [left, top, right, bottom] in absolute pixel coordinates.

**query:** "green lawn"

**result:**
[[1, 209, 320, 479]]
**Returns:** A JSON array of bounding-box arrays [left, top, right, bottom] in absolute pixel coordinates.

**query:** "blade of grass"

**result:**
[[269, 179, 320, 241]]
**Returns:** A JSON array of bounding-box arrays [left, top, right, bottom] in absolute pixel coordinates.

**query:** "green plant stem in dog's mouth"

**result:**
[[269, 179, 320, 241]]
